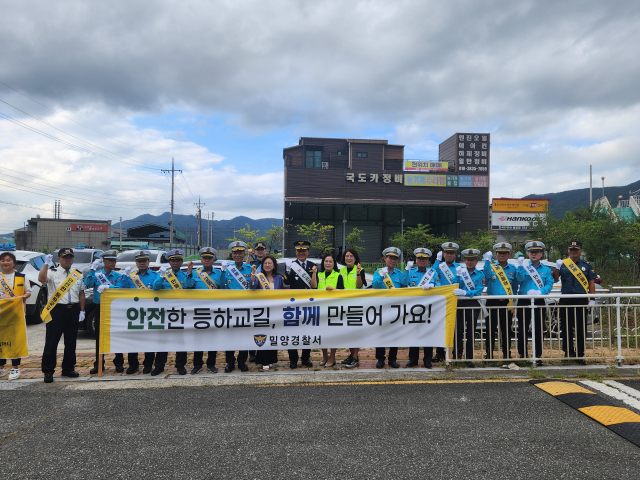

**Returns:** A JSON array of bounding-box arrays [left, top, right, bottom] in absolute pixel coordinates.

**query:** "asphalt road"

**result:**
[[1, 379, 639, 479]]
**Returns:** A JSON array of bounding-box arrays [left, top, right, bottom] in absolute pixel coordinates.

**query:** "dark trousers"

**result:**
[[226, 351, 248, 365], [517, 299, 545, 359], [249, 350, 256, 359], [0, 358, 21, 367], [93, 308, 124, 368], [288, 349, 311, 363], [41, 304, 79, 374], [559, 297, 589, 358], [152, 352, 186, 369], [432, 347, 446, 360], [255, 350, 278, 365], [375, 347, 398, 362], [126, 353, 152, 368], [408, 347, 428, 363], [485, 299, 512, 359], [453, 299, 480, 360], [194, 351, 217, 367], [142, 353, 160, 368]]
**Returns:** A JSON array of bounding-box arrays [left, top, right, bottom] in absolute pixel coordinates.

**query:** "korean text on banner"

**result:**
[[99, 286, 458, 355], [0, 297, 28, 359]]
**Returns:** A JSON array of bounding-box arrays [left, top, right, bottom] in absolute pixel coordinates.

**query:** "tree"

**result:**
[[227, 223, 260, 246], [345, 227, 365, 255], [457, 229, 497, 256], [264, 223, 285, 254], [388, 224, 443, 258], [296, 223, 335, 257]]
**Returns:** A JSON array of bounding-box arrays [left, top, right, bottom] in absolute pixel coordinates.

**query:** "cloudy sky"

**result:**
[[1, 0, 639, 233]]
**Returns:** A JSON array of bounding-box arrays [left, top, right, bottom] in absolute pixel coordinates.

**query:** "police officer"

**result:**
[[452, 249, 484, 365], [222, 241, 253, 372], [283, 240, 315, 369], [186, 247, 225, 373], [117, 250, 161, 374], [372, 247, 407, 368], [552, 240, 596, 365], [85, 250, 125, 374], [516, 241, 554, 365], [430, 242, 461, 362], [483, 243, 518, 360], [152, 249, 189, 375], [248, 241, 268, 362], [404, 248, 437, 368], [38, 248, 85, 383]]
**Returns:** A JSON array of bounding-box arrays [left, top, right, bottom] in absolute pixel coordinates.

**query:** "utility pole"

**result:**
[[194, 196, 205, 249], [207, 213, 210, 248], [589, 165, 593, 207], [211, 212, 214, 247], [161, 158, 182, 249], [119, 217, 123, 251]]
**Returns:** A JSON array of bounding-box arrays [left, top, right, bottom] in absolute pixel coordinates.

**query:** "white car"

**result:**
[[7, 250, 48, 324], [114, 250, 170, 272]]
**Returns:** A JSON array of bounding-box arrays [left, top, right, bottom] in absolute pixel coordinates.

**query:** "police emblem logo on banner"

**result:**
[[254, 334, 267, 347]]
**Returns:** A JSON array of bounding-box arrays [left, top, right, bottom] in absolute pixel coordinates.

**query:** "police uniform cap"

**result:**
[[100, 249, 118, 260], [413, 248, 432, 258], [294, 240, 311, 250], [525, 241, 545, 252], [461, 248, 480, 258], [254, 242, 267, 249], [167, 249, 185, 259], [568, 240, 583, 250], [58, 247, 74, 257], [382, 247, 401, 258], [493, 242, 512, 252], [229, 241, 248, 252], [134, 250, 151, 261], [199, 247, 217, 258], [441, 242, 459, 252]]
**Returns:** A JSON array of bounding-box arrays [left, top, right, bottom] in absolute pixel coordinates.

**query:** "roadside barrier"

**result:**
[[448, 293, 640, 365]]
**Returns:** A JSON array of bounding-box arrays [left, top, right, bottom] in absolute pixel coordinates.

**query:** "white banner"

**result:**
[[99, 287, 458, 354]]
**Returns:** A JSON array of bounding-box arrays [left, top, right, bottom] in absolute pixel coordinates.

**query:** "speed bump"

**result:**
[[532, 380, 640, 447]]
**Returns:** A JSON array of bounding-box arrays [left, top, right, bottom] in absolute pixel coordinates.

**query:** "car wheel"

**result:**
[[26, 289, 46, 325], [86, 310, 97, 339]]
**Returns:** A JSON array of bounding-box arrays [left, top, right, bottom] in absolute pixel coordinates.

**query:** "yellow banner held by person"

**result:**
[[0, 297, 28, 359]]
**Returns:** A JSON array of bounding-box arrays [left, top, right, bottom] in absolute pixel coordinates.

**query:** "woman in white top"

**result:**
[[0, 251, 31, 380]]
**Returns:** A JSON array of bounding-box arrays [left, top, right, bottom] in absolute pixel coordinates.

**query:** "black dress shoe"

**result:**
[[191, 365, 203, 374], [176, 366, 187, 375], [249, 354, 257, 363], [44, 373, 54, 383], [115, 365, 124, 373], [89, 367, 99, 375], [61, 370, 80, 378], [150, 366, 164, 376], [126, 365, 139, 375], [289, 362, 298, 369], [375, 359, 385, 369], [224, 363, 235, 373], [238, 363, 249, 372], [424, 359, 433, 369], [405, 361, 417, 368], [388, 360, 400, 369], [300, 360, 313, 368], [432, 355, 445, 363], [207, 365, 218, 373], [576, 359, 586, 365], [142, 365, 152, 374], [535, 360, 544, 367], [466, 361, 475, 368]]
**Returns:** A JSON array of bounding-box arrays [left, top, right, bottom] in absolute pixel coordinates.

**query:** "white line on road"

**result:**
[[580, 380, 640, 412], [603, 380, 640, 401]]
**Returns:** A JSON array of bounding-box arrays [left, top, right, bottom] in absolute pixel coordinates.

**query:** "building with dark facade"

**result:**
[[283, 135, 490, 262]]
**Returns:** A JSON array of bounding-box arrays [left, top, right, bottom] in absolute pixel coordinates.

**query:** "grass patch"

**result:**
[[529, 367, 546, 379], [430, 375, 456, 381], [606, 365, 618, 377], [552, 373, 565, 379]]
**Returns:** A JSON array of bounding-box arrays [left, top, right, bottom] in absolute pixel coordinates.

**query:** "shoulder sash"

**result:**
[[164, 269, 183, 289], [438, 262, 456, 285], [256, 272, 271, 290], [562, 258, 589, 293], [130, 270, 148, 289], [41, 269, 83, 322], [0, 272, 15, 297], [417, 269, 436, 288], [227, 264, 249, 289], [290, 262, 312, 288], [196, 268, 218, 290], [524, 262, 545, 289]]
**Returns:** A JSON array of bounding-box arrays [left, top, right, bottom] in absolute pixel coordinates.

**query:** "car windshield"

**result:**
[[56, 251, 93, 263], [14, 261, 27, 272]]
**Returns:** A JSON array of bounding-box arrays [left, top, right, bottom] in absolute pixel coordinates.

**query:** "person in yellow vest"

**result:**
[[339, 248, 367, 368], [311, 252, 343, 367], [0, 251, 31, 380]]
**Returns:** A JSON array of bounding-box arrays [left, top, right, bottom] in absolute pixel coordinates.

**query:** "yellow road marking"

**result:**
[[535, 381, 596, 396], [578, 405, 640, 425], [255, 378, 533, 387]]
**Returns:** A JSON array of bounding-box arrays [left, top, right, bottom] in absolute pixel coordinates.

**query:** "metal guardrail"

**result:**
[[448, 293, 640, 366]]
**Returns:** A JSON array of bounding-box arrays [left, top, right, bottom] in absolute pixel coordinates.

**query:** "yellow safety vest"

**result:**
[[317, 270, 340, 289], [339, 266, 362, 290]]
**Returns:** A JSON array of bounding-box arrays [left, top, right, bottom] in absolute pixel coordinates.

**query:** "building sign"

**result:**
[[403, 160, 449, 172], [492, 199, 549, 213], [346, 173, 403, 184], [71, 224, 108, 232], [456, 134, 489, 174], [459, 175, 488, 188], [404, 174, 446, 187], [491, 212, 541, 230]]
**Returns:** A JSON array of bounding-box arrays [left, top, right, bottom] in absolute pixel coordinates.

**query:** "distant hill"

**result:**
[[116, 213, 282, 248], [524, 179, 640, 219]]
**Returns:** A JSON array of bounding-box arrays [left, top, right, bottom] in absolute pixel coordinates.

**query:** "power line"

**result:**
[[0, 79, 172, 159], [180, 172, 198, 202], [0, 199, 107, 219]]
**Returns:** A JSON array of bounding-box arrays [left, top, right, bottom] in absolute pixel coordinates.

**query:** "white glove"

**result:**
[[45, 254, 54, 266], [436, 251, 443, 261], [556, 259, 563, 269], [453, 288, 466, 296], [78, 311, 85, 323], [159, 266, 167, 278], [484, 251, 492, 261], [285, 261, 292, 273], [91, 260, 101, 271], [422, 283, 433, 290], [405, 261, 414, 271], [518, 257, 524, 267], [221, 260, 229, 272], [527, 289, 541, 296], [455, 266, 463, 275], [588, 300, 596, 306], [97, 285, 110, 293], [124, 266, 132, 276]]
